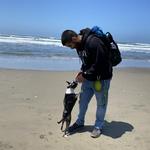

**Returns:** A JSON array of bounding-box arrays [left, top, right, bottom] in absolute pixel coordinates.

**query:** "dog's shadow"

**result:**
[[71, 120, 134, 139]]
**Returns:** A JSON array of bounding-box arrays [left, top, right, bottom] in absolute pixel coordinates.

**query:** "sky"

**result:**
[[0, 0, 150, 43]]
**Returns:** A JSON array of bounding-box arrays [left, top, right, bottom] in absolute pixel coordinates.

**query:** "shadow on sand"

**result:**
[[70, 120, 134, 138]]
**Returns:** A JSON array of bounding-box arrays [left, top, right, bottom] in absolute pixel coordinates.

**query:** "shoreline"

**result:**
[[0, 66, 150, 72], [0, 56, 150, 71]]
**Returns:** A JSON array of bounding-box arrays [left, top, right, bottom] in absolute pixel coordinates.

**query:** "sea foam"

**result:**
[[0, 35, 62, 47]]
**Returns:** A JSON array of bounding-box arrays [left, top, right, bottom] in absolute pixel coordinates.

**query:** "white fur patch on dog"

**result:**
[[66, 88, 74, 94]]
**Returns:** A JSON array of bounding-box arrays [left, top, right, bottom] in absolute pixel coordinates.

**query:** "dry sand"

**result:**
[[0, 68, 150, 150]]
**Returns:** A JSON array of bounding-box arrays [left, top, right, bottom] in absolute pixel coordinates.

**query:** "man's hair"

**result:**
[[61, 30, 78, 45]]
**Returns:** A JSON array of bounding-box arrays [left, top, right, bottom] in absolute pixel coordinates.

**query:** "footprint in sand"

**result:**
[[48, 117, 52, 120], [39, 134, 48, 141], [0, 141, 13, 149], [48, 131, 53, 135], [48, 114, 52, 120], [25, 98, 31, 101]]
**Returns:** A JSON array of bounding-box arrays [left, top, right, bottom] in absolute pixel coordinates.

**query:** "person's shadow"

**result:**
[[70, 120, 134, 139]]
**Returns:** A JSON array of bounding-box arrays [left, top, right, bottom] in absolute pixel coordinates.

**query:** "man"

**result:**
[[61, 28, 112, 138]]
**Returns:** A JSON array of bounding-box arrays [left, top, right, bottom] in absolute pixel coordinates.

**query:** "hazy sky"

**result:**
[[0, 0, 150, 43]]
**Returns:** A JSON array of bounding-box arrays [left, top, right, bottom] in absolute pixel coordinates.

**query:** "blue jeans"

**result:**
[[76, 79, 111, 129]]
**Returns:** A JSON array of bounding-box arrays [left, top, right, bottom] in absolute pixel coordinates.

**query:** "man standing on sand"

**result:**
[[61, 27, 112, 138]]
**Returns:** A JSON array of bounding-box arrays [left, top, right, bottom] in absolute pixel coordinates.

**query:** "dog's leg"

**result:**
[[64, 115, 71, 135], [61, 120, 65, 131]]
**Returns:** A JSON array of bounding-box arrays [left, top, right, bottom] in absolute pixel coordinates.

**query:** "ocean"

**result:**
[[0, 34, 150, 71]]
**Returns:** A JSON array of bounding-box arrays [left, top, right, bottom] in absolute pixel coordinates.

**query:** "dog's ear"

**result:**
[[66, 81, 70, 85]]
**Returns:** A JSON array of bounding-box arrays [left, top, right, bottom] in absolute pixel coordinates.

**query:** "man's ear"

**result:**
[[72, 36, 78, 42]]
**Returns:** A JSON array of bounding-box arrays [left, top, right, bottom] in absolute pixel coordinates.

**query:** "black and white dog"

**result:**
[[57, 81, 78, 136]]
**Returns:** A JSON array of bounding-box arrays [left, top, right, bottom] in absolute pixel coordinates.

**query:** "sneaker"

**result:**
[[90, 127, 102, 138], [67, 123, 84, 133]]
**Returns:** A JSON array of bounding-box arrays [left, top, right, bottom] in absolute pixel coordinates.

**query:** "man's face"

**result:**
[[65, 36, 81, 49], [65, 42, 76, 49]]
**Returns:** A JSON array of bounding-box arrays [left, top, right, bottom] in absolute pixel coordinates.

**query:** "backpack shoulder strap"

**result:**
[[85, 34, 105, 48]]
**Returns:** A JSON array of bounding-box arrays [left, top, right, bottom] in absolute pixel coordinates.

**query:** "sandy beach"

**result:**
[[0, 68, 150, 150]]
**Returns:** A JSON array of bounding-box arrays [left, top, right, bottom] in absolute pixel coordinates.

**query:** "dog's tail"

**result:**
[[57, 119, 65, 131], [57, 119, 63, 124]]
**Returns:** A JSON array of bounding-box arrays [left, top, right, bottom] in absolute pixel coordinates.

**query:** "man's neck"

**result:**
[[75, 35, 83, 51], [78, 35, 82, 42]]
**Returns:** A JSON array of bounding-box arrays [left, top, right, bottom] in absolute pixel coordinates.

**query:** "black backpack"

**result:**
[[90, 26, 122, 66]]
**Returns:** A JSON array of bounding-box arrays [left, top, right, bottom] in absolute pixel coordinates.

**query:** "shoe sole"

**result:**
[[90, 131, 102, 138], [90, 134, 101, 138]]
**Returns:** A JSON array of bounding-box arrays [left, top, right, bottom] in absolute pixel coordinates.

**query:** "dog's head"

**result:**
[[66, 81, 78, 89]]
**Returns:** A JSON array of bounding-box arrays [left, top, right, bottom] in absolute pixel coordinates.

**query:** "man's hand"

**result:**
[[75, 72, 85, 83]]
